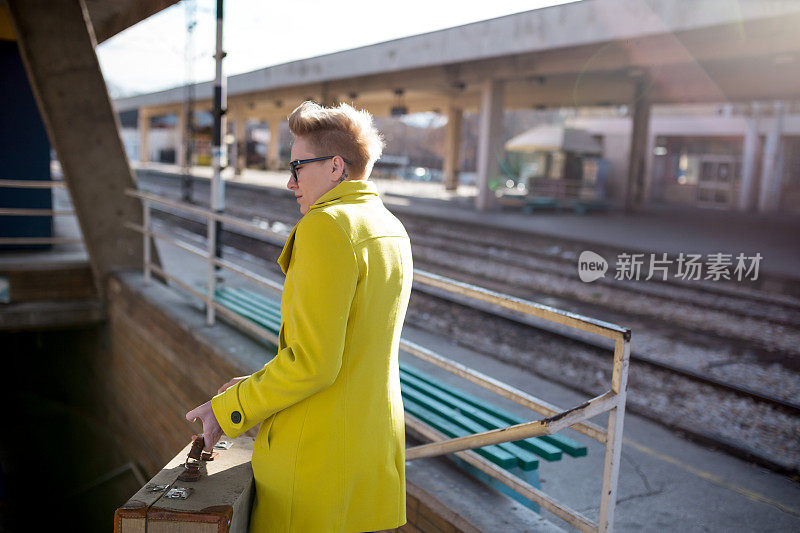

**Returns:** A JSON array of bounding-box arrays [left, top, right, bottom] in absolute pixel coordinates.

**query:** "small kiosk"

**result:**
[[504, 124, 609, 213]]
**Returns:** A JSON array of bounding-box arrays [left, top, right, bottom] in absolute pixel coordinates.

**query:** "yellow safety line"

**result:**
[[623, 438, 800, 518]]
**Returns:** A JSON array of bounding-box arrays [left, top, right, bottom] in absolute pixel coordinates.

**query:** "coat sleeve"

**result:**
[[211, 211, 358, 438]]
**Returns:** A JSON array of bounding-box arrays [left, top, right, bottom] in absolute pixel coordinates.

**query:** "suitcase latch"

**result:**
[[165, 487, 193, 500]]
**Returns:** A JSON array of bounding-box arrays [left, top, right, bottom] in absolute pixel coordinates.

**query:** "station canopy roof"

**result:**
[[85, 0, 180, 43], [505, 125, 603, 155], [113, 1, 800, 117]]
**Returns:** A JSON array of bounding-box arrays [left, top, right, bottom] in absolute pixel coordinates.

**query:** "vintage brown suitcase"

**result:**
[[114, 436, 255, 533]]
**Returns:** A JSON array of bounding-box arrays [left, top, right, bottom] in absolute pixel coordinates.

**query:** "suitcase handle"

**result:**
[[179, 436, 217, 482]]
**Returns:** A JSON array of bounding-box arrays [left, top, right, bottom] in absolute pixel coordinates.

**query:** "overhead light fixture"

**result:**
[[391, 88, 407, 116]]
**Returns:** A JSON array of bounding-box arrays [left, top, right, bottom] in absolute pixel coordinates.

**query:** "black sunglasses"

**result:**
[[289, 156, 352, 183]]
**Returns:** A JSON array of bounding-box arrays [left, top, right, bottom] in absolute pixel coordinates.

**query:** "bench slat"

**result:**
[[219, 287, 282, 321], [402, 397, 518, 469], [402, 386, 539, 471], [214, 293, 282, 333], [400, 363, 587, 457], [400, 366, 563, 460], [401, 372, 553, 464]]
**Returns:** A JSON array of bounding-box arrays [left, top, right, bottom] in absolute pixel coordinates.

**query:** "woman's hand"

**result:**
[[185, 400, 224, 453], [217, 376, 250, 395]]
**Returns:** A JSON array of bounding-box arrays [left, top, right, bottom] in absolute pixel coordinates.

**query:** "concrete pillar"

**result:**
[[176, 109, 186, 168], [139, 107, 150, 163], [231, 114, 246, 176], [443, 105, 462, 191], [7, 0, 159, 298], [758, 102, 785, 213], [624, 78, 651, 212], [319, 83, 337, 107], [268, 118, 281, 170], [738, 108, 760, 212], [641, 127, 657, 203], [475, 79, 505, 211]]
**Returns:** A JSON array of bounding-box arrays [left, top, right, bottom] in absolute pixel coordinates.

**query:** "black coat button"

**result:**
[[231, 411, 242, 424]]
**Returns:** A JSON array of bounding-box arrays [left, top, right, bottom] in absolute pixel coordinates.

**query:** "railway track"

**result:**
[[137, 170, 800, 317], [135, 172, 800, 473], [404, 222, 800, 326], [406, 233, 800, 371], [136, 172, 800, 363], [410, 280, 800, 414]]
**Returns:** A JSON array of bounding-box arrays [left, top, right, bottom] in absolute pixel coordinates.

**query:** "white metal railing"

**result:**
[[125, 187, 631, 533], [0, 179, 81, 246]]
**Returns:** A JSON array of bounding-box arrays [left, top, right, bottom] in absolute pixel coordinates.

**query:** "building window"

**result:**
[[783, 137, 800, 187]]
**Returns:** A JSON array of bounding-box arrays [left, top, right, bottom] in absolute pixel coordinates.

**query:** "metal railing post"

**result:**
[[143, 199, 151, 285], [598, 336, 631, 532], [206, 214, 217, 326]]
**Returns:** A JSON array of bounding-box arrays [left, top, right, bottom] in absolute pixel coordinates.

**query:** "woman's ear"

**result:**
[[327, 159, 341, 183], [330, 157, 346, 181]]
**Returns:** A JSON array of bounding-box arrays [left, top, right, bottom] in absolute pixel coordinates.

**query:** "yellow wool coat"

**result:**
[[212, 179, 413, 532]]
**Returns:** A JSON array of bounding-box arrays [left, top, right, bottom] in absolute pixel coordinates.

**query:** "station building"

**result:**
[[567, 102, 800, 213]]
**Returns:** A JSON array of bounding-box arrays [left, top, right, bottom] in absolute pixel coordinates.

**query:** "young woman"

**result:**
[[187, 101, 413, 532]]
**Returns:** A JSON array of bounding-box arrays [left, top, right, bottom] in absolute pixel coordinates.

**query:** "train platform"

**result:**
[[25, 165, 799, 529], [146, 222, 800, 532], [133, 162, 800, 282]]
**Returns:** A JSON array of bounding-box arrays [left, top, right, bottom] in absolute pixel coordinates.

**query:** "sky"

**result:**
[[97, 0, 580, 97]]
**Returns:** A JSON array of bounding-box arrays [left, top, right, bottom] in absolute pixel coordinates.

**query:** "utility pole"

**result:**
[[211, 0, 226, 275], [181, 0, 196, 203]]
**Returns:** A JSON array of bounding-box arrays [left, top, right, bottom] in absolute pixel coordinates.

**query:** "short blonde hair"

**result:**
[[287, 101, 385, 180]]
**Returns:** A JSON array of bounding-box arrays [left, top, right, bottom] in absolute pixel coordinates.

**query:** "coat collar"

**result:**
[[307, 179, 379, 211], [277, 179, 379, 274]]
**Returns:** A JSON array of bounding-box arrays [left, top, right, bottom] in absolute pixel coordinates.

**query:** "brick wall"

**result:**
[[1, 261, 96, 301], [381, 482, 481, 533], [104, 273, 258, 476]]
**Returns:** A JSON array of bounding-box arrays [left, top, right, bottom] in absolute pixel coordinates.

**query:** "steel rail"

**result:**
[[408, 230, 800, 321], [148, 263, 279, 346], [0, 207, 74, 216], [0, 179, 66, 188], [0, 237, 82, 245], [401, 211, 800, 310]]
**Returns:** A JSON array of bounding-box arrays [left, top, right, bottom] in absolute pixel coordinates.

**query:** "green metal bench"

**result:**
[[570, 199, 610, 214], [523, 196, 561, 214], [212, 286, 587, 512], [399, 362, 587, 511]]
